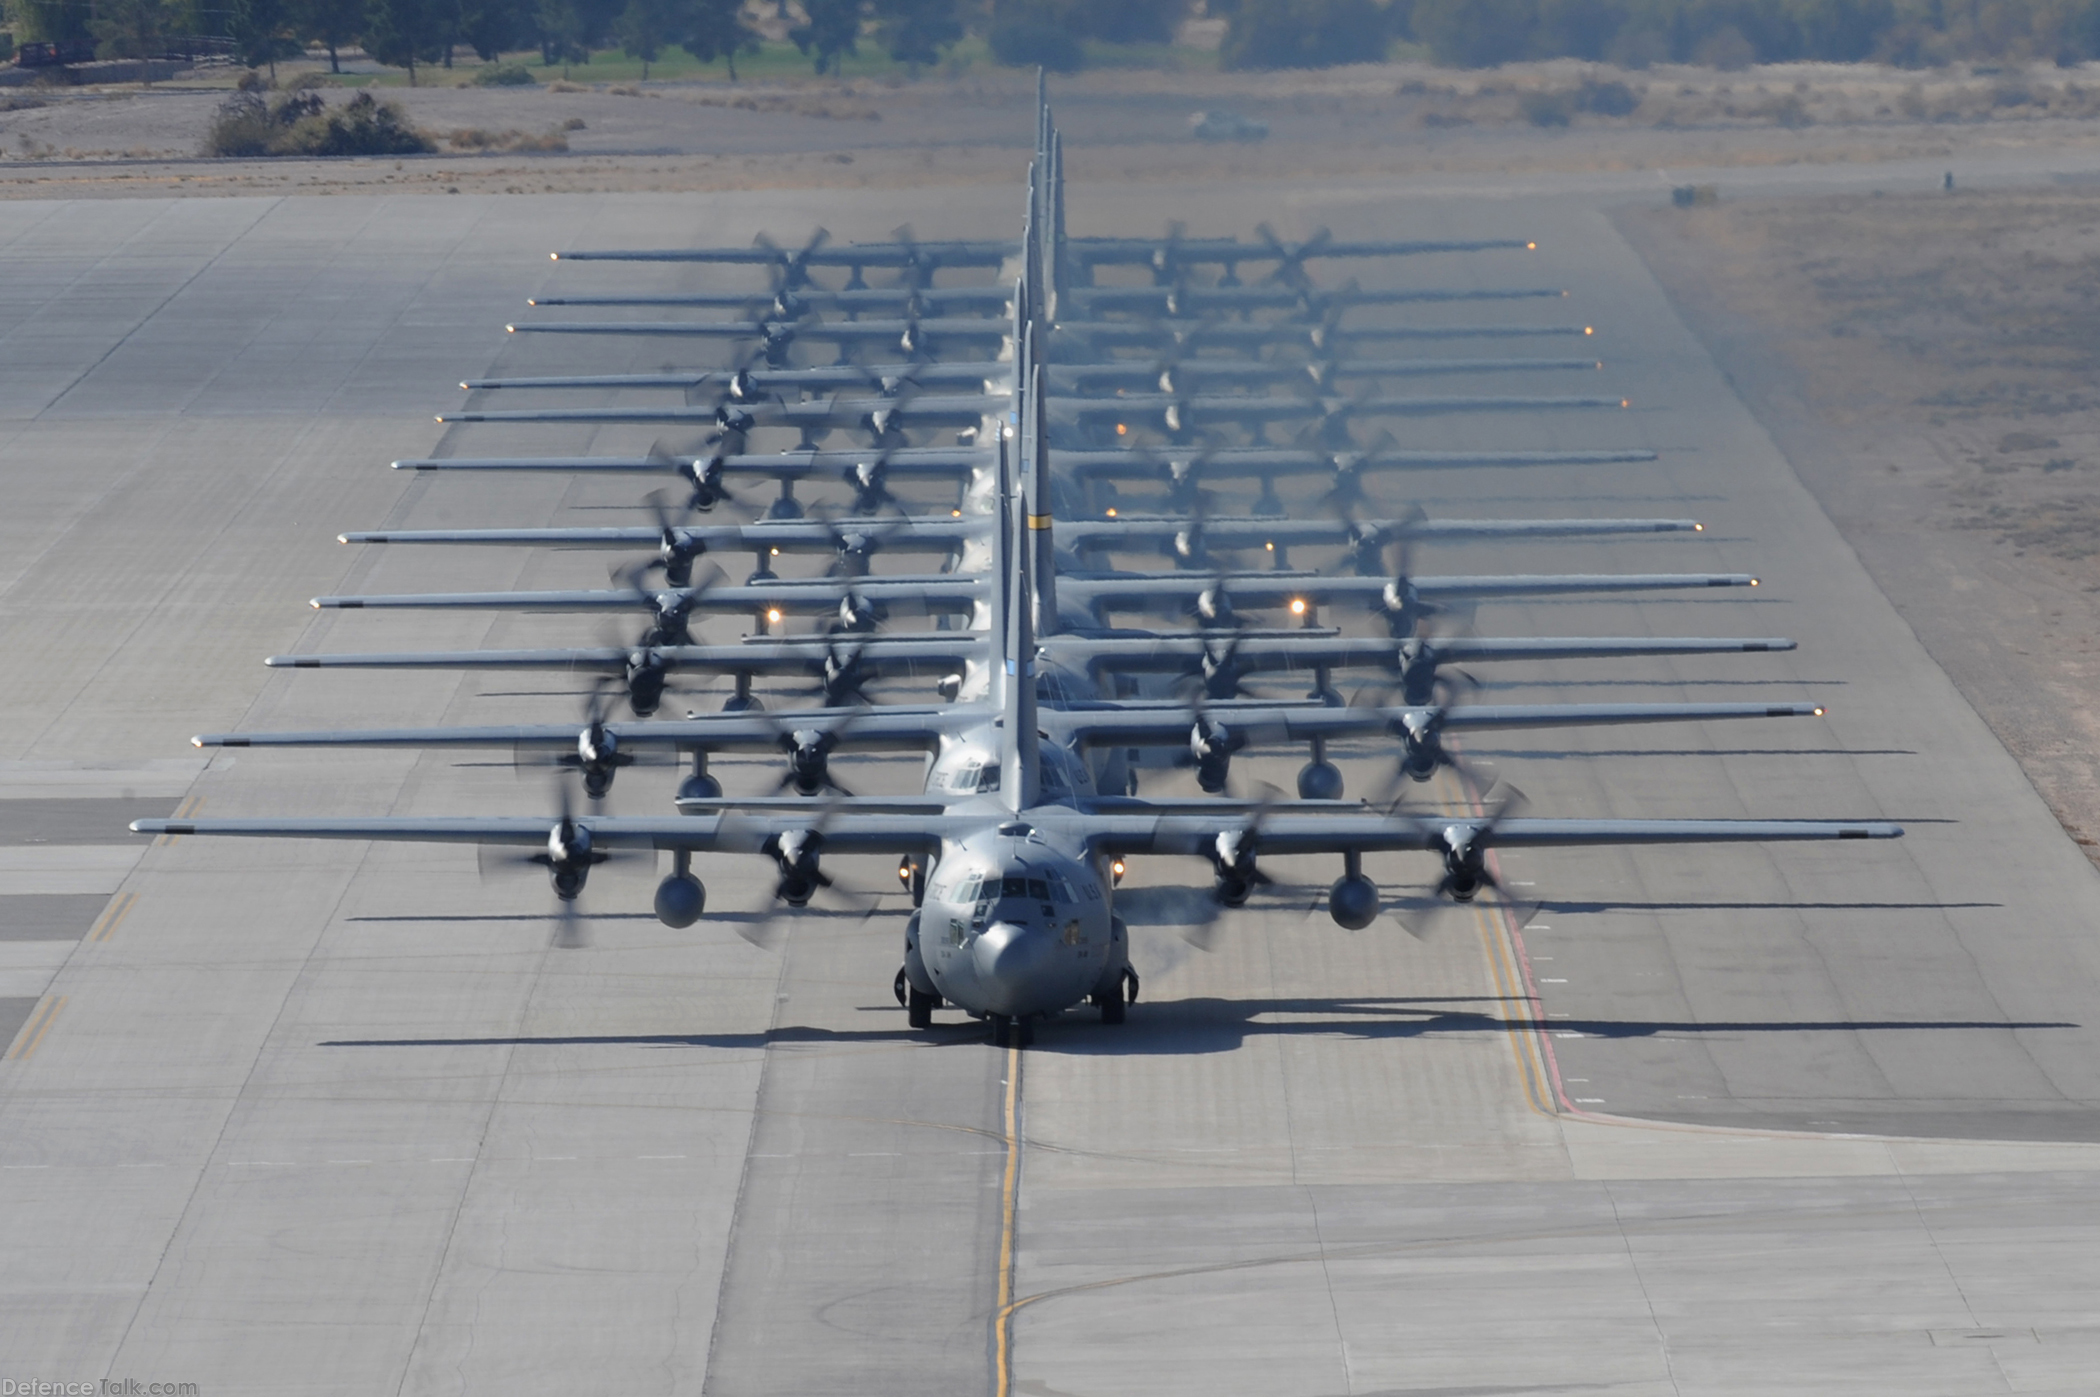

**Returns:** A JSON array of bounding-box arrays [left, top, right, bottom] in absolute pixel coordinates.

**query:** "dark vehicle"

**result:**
[[16, 39, 95, 67]]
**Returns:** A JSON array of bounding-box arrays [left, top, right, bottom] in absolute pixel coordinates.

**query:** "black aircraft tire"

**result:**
[[907, 985, 936, 1029], [1097, 977, 1127, 1025]]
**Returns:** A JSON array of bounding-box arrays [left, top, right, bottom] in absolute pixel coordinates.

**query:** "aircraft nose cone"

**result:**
[[971, 920, 1053, 1014]]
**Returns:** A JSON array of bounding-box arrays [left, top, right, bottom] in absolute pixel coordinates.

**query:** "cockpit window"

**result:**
[[938, 762, 1000, 794]]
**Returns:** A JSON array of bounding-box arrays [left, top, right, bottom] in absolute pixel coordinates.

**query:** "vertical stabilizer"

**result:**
[[999, 337, 1042, 814]]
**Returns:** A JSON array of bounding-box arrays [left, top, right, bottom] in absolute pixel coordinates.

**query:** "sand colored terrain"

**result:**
[[6, 57, 2100, 196], [1621, 188, 2100, 858]]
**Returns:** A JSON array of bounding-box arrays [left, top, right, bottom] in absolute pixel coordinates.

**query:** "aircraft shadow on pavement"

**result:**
[[1537, 898, 2001, 914], [1466, 747, 1916, 760], [1028, 995, 2077, 1057], [319, 1021, 985, 1050], [315, 995, 2070, 1056]]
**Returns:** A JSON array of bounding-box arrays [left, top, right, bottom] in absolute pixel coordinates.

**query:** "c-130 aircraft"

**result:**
[[140, 280, 1902, 1047]]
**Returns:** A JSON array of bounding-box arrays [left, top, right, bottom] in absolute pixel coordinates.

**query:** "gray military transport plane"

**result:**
[[141, 338, 1902, 1048]]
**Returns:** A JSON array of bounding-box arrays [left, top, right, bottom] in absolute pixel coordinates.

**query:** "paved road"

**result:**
[[0, 171, 2096, 1397]]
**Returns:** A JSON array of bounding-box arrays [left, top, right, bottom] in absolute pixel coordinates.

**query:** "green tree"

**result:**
[[538, 0, 588, 64], [232, 0, 305, 77], [460, 0, 534, 58], [365, 0, 446, 82], [616, 0, 686, 74], [300, 0, 365, 70], [790, 0, 861, 72], [1409, 0, 1531, 64], [871, 0, 958, 71], [1065, 0, 1184, 42], [1220, 0, 1391, 68], [93, 0, 174, 72], [988, 0, 1083, 68], [11, 0, 95, 44], [680, 0, 760, 76]]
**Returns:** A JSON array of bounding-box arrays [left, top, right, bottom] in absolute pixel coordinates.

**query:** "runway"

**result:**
[[2, 170, 2099, 1397]]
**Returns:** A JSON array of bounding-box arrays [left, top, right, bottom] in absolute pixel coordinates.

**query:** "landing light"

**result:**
[[769, 546, 781, 556], [766, 608, 783, 623], [1527, 241, 1538, 250], [1115, 423, 1127, 435], [1583, 326, 1594, 335], [1748, 578, 1760, 587], [1694, 523, 1705, 532], [951, 508, 962, 518], [1813, 706, 1826, 716], [1265, 541, 1275, 551], [1111, 858, 1126, 884], [1289, 598, 1307, 615], [1105, 507, 1118, 518], [1620, 399, 1630, 408]]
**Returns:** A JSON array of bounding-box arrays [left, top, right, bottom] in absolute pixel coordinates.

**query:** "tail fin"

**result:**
[[998, 336, 1043, 813]]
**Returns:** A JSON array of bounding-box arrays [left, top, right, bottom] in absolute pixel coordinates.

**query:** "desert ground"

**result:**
[[7, 54, 2100, 196], [1623, 187, 2100, 863]]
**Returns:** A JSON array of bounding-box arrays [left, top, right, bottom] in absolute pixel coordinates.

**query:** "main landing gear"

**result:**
[[892, 968, 942, 1030], [1091, 967, 1140, 1025]]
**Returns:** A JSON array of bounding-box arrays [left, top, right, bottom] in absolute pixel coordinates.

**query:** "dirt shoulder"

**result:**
[[1617, 188, 2100, 858]]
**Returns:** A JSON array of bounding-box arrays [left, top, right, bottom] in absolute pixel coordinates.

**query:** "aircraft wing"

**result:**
[[1051, 447, 1657, 483], [339, 520, 981, 551], [1076, 812, 1902, 858], [132, 810, 1900, 859], [311, 578, 984, 613], [132, 812, 967, 855], [461, 363, 1009, 393], [263, 637, 983, 673], [504, 318, 1009, 341], [551, 241, 1015, 269], [193, 705, 962, 752], [1048, 394, 1625, 430], [439, 393, 1000, 427], [1044, 701, 1823, 749], [1059, 516, 1701, 551], [390, 448, 995, 477], [1059, 571, 1758, 613]]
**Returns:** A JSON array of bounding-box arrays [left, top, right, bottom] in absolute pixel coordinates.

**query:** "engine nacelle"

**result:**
[[654, 874, 705, 928], [1328, 873, 1380, 930], [1190, 718, 1237, 794], [625, 653, 669, 717], [1297, 759, 1344, 801]]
